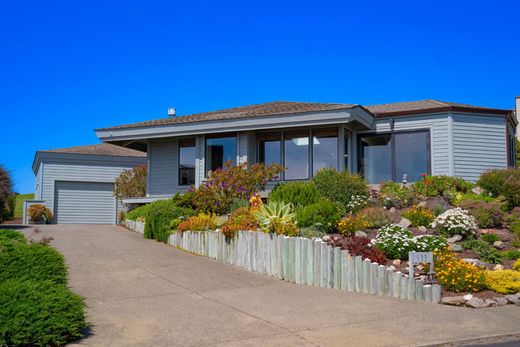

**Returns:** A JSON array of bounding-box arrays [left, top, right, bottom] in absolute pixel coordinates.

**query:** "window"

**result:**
[[508, 126, 516, 168], [259, 133, 281, 180], [359, 130, 430, 184], [206, 135, 237, 174], [312, 129, 338, 175], [284, 131, 310, 180], [179, 138, 196, 185]]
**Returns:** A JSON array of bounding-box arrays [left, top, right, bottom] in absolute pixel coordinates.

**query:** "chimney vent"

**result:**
[[168, 108, 176, 117]]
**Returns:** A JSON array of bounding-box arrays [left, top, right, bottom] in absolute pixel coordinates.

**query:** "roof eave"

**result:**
[[373, 106, 512, 118]]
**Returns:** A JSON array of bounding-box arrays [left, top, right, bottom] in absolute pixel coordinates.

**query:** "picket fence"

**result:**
[[123, 220, 145, 234], [124, 220, 441, 303]]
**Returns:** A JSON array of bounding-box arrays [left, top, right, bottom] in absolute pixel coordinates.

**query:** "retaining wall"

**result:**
[[124, 221, 441, 303]]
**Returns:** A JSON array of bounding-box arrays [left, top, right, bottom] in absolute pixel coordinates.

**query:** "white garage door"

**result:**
[[55, 181, 116, 224]]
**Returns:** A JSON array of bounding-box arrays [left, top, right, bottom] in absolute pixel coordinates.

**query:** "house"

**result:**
[[95, 99, 517, 201], [30, 144, 146, 224]]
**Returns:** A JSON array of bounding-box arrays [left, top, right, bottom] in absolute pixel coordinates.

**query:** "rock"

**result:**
[[485, 299, 498, 307], [504, 295, 520, 304], [441, 296, 466, 306], [389, 207, 396, 213], [399, 218, 412, 228], [494, 297, 508, 306], [389, 265, 396, 271], [447, 235, 462, 244], [449, 244, 463, 252], [418, 201, 427, 207], [419, 275, 427, 281], [463, 294, 474, 301], [466, 297, 489, 308], [463, 258, 478, 265], [494, 264, 504, 271], [493, 240, 504, 249], [322, 235, 331, 242], [355, 230, 368, 238], [472, 186, 483, 195], [418, 226, 427, 232], [392, 259, 401, 266], [516, 293, 520, 299]]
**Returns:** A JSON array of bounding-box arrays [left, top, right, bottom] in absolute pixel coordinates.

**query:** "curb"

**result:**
[[418, 332, 520, 346]]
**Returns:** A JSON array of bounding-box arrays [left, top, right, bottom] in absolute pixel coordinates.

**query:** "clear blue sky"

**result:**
[[1, 0, 519, 193]]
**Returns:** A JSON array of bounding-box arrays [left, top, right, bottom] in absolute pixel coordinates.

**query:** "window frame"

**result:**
[[357, 129, 431, 183], [178, 138, 196, 186], [204, 133, 238, 175]]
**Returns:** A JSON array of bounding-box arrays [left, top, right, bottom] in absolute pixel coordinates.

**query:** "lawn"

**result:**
[[14, 193, 34, 219], [0, 229, 86, 346]]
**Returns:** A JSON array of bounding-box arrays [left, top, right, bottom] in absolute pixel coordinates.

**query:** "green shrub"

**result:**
[[269, 181, 321, 208], [297, 226, 327, 239], [296, 199, 342, 233], [357, 206, 396, 228], [379, 181, 415, 208], [481, 233, 499, 245], [413, 175, 473, 197], [0, 239, 67, 285], [452, 192, 495, 206], [0, 279, 86, 346], [502, 250, 520, 261], [0, 229, 25, 243], [478, 169, 520, 209], [312, 168, 369, 212], [144, 202, 196, 243], [462, 238, 502, 264], [254, 201, 298, 236], [401, 205, 435, 227], [459, 200, 505, 228], [229, 198, 249, 212]]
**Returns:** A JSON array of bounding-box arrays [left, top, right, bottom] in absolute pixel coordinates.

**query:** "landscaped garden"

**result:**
[[0, 229, 86, 345], [123, 163, 520, 307]]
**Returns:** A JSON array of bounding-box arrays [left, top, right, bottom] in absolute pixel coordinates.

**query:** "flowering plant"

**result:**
[[249, 193, 262, 210], [192, 162, 282, 214], [337, 215, 369, 235], [402, 205, 434, 227], [375, 224, 446, 259], [430, 207, 477, 238], [346, 195, 369, 213], [414, 234, 447, 252], [434, 250, 485, 292]]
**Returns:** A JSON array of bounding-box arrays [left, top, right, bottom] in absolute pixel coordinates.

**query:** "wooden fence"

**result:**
[[124, 221, 441, 303]]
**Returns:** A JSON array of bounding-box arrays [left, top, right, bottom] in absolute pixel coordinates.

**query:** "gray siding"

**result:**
[[453, 113, 507, 182], [35, 163, 43, 200], [367, 114, 452, 176], [148, 138, 178, 196]]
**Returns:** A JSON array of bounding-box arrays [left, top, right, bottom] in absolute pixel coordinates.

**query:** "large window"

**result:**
[[313, 129, 338, 175], [284, 131, 310, 180], [206, 135, 237, 174], [179, 138, 196, 186], [359, 130, 430, 184]]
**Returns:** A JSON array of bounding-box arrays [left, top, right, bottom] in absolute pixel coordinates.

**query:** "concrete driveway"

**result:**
[[25, 225, 519, 346]]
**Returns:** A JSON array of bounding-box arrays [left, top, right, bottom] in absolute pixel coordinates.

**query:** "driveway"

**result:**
[[25, 225, 519, 346]]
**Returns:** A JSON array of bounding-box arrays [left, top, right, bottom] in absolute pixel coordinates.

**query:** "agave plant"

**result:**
[[254, 201, 298, 236]]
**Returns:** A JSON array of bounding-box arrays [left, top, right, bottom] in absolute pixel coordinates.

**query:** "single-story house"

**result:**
[[94, 99, 517, 201], [30, 144, 146, 224]]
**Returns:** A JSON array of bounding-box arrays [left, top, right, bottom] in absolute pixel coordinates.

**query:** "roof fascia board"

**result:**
[[374, 106, 511, 118]]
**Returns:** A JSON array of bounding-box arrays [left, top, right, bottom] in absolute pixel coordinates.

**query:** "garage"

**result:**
[[55, 181, 116, 224], [30, 143, 146, 224]]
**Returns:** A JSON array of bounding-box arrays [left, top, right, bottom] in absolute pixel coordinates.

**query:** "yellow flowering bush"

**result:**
[[402, 205, 434, 227], [514, 258, 520, 271], [337, 215, 369, 235], [433, 250, 485, 292], [484, 270, 520, 294]]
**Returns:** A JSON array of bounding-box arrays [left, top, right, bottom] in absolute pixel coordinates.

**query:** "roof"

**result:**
[[366, 99, 512, 117], [40, 143, 146, 157], [97, 101, 359, 131]]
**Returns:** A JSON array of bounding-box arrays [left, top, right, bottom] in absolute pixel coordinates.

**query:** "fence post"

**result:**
[[334, 247, 341, 289], [392, 272, 401, 299], [432, 284, 441, 303], [320, 242, 328, 288], [295, 237, 302, 284], [415, 280, 423, 301], [377, 265, 386, 296], [313, 240, 321, 286], [340, 250, 348, 290], [400, 275, 408, 299], [423, 285, 432, 303], [354, 256, 363, 292], [362, 259, 371, 294], [347, 254, 355, 292], [305, 238, 314, 286], [370, 262, 378, 295]]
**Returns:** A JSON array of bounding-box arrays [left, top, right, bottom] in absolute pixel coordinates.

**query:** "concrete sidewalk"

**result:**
[[25, 225, 519, 346]]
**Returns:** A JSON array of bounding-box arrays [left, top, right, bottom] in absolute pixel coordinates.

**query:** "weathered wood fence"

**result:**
[[124, 221, 441, 303], [123, 220, 145, 234]]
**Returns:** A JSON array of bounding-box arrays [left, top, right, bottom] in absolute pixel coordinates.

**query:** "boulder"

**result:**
[[418, 226, 427, 232], [494, 297, 509, 306], [449, 244, 463, 252], [494, 264, 504, 271], [447, 235, 462, 244], [389, 207, 396, 213], [493, 241, 504, 250], [441, 296, 466, 306], [399, 218, 412, 228], [463, 294, 473, 301], [355, 230, 368, 238], [392, 259, 401, 266], [504, 295, 520, 304], [485, 299, 498, 307], [466, 297, 489, 308]]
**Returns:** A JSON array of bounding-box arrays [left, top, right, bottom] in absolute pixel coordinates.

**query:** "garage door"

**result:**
[[55, 181, 116, 224]]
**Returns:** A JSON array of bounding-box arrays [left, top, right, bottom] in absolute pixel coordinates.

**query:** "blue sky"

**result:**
[[1, 0, 519, 193]]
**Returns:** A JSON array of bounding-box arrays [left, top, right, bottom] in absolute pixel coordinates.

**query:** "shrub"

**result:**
[[374, 224, 414, 260], [452, 192, 495, 206], [402, 205, 434, 227], [27, 204, 52, 223], [478, 169, 520, 209], [414, 235, 447, 252], [312, 168, 369, 212], [177, 213, 218, 232], [143, 202, 196, 242], [0, 229, 25, 243], [337, 215, 369, 235], [502, 250, 520, 261], [484, 270, 520, 294], [379, 181, 415, 208], [221, 208, 258, 238], [481, 233, 500, 245], [430, 208, 478, 239], [413, 175, 473, 197], [113, 165, 147, 200], [229, 198, 249, 212], [297, 226, 327, 239], [127, 196, 195, 221], [192, 162, 282, 214], [345, 236, 387, 264], [434, 250, 486, 292], [345, 195, 369, 213], [0, 165, 13, 223], [254, 201, 298, 236], [269, 181, 321, 208], [0, 279, 86, 346], [458, 200, 505, 229], [357, 206, 396, 228], [295, 199, 342, 233], [514, 258, 520, 271], [462, 238, 502, 264]]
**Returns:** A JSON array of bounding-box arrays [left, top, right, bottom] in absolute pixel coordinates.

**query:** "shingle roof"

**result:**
[[366, 99, 511, 117], [98, 101, 359, 130], [41, 143, 146, 157]]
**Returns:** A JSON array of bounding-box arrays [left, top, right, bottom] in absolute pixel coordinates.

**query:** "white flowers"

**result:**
[[346, 195, 369, 212], [430, 207, 477, 238]]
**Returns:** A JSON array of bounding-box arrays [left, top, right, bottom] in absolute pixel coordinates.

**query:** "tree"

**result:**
[[113, 165, 147, 200], [0, 165, 13, 222]]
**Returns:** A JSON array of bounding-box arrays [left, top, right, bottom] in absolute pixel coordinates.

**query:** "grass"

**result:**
[[0, 229, 86, 346], [14, 193, 34, 219]]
